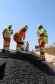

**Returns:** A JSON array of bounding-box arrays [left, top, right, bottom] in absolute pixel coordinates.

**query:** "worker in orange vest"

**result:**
[[13, 25, 28, 53], [2, 25, 13, 52]]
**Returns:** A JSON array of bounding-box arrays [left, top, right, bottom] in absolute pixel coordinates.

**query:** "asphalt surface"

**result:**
[[0, 50, 55, 84]]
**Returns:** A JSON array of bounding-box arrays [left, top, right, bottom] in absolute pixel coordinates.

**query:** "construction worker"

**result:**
[[13, 25, 28, 53], [37, 25, 48, 61], [26, 41, 29, 51], [2, 25, 13, 52]]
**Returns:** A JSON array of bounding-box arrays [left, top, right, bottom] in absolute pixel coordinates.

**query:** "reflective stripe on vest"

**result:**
[[38, 28, 48, 44], [16, 32, 24, 40], [4, 28, 11, 38], [16, 32, 19, 36]]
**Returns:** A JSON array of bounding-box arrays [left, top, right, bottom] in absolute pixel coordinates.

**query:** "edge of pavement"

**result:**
[[34, 51, 55, 72]]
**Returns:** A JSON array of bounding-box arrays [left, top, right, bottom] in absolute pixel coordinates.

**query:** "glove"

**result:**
[[23, 37, 25, 40], [4, 37, 6, 40]]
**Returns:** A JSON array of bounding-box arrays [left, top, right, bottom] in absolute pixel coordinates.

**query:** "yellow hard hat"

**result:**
[[38, 24, 42, 29], [9, 25, 12, 28], [23, 25, 28, 30]]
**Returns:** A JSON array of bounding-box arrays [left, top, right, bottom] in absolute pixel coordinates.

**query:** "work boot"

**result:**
[[16, 51, 20, 53], [6, 51, 10, 52], [40, 56, 42, 59], [2, 49, 6, 53], [16, 51, 21, 56]]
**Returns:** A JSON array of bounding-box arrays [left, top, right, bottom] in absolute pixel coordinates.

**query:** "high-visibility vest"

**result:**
[[4, 28, 11, 38], [38, 28, 48, 44], [26, 43, 29, 47], [16, 28, 26, 40]]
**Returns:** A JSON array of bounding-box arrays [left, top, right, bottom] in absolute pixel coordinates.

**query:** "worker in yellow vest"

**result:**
[[13, 25, 28, 53], [37, 25, 48, 61], [26, 41, 29, 51], [2, 25, 13, 52]]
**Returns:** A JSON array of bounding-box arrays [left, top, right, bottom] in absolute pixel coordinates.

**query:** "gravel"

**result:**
[[0, 52, 55, 84]]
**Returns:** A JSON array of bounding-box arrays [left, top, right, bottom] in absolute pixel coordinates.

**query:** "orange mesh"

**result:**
[[13, 28, 26, 42], [17, 28, 26, 40], [4, 38, 11, 42], [4, 45, 9, 47], [16, 44, 22, 49], [40, 52, 45, 55], [16, 44, 20, 47], [39, 42, 45, 47], [13, 33, 19, 42]]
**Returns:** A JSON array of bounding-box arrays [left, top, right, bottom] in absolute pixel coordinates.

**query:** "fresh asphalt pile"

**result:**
[[0, 51, 55, 84]]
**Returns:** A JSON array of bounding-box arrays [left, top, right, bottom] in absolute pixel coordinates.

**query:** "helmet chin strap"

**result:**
[[8, 26, 11, 29], [23, 28, 26, 32]]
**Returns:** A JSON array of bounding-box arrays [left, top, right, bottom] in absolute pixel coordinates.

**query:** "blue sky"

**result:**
[[0, 0, 55, 51]]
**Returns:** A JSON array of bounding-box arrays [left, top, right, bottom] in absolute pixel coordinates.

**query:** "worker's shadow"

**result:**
[[0, 62, 6, 80], [9, 52, 55, 76]]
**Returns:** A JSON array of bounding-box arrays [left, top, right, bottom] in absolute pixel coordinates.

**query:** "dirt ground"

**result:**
[[35, 47, 55, 56]]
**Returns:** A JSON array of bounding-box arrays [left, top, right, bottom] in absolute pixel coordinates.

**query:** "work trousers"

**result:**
[[26, 47, 29, 51], [16, 42, 23, 52], [39, 42, 46, 60], [4, 38, 11, 51]]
